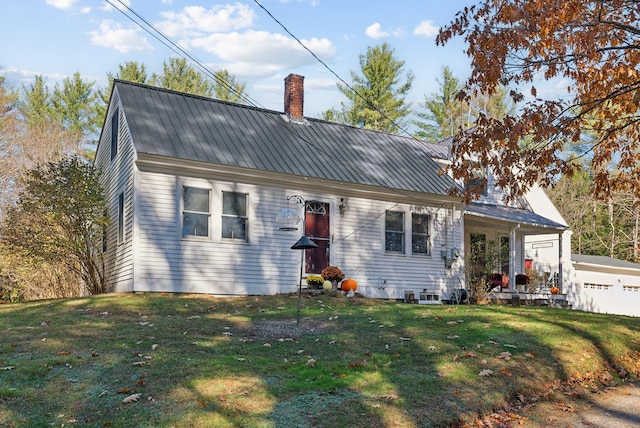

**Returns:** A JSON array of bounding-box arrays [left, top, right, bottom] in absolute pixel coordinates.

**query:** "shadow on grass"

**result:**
[[1, 294, 640, 427]]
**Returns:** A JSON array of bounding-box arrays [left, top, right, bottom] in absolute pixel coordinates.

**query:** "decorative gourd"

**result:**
[[341, 278, 358, 292], [322, 280, 333, 290], [550, 286, 560, 294]]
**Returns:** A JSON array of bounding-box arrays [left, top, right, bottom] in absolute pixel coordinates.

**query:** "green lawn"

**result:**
[[1, 293, 639, 427]]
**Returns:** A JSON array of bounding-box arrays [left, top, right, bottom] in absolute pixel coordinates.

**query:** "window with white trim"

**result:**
[[182, 187, 210, 238], [117, 191, 125, 243], [385, 211, 405, 253], [111, 108, 119, 161], [411, 213, 431, 255], [222, 191, 248, 241]]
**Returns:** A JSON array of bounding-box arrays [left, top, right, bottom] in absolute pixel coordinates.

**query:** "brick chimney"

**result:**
[[284, 74, 304, 119]]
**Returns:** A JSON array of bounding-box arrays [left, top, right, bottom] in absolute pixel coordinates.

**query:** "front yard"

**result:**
[[1, 293, 639, 427]]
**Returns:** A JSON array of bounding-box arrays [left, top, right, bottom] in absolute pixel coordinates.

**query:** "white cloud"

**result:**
[[156, 4, 256, 38], [0, 66, 67, 86], [365, 23, 388, 39], [88, 20, 154, 53], [413, 20, 439, 37], [45, 0, 79, 9], [100, 0, 131, 12], [187, 30, 335, 78]]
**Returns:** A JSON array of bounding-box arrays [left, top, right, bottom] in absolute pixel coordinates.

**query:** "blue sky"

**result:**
[[2, 0, 477, 119]]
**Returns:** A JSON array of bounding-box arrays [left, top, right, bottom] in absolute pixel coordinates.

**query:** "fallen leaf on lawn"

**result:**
[[500, 369, 513, 376], [497, 352, 512, 360], [380, 393, 398, 400], [1, 366, 15, 370], [222, 332, 233, 336], [399, 337, 411, 341], [479, 369, 494, 377], [137, 378, 145, 386], [122, 393, 141, 403], [462, 352, 477, 358], [144, 355, 153, 360], [117, 388, 132, 394], [504, 344, 517, 348], [306, 358, 317, 367], [427, 346, 437, 351], [57, 351, 71, 355], [447, 321, 458, 325], [524, 352, 534, 358], [447, 335, 460, 339], [100, 312, 109, 316], [197, 401, 205, 407], [263, 343, 272, 348], [98, 390, 108, 398], [132, 361, 146, 366], [187, 316, 201, 319], [488, 340, 498, 345], [151, 344, 158, 350]]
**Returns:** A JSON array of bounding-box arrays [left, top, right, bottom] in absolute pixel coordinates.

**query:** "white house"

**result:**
[[94, 74, 569, 302]]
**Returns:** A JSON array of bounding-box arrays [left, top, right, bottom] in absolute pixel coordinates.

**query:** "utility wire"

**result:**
[[105, 0, 264, 109], [252, 0, 417, 139]]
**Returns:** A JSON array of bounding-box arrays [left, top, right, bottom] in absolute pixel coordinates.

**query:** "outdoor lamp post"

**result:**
[[291, 236, 318, 323]]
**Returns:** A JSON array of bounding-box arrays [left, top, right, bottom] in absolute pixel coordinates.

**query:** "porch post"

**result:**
[[558, 231, 563, 292], [509, 225, 518, 291]]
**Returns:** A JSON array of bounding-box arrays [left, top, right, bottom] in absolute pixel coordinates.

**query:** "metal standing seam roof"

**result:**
[[114, 80, 457, 197], [465, 202, 569, 230]]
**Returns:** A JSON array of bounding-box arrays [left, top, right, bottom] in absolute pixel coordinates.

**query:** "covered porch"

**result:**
[[463, 203, 569, 299]]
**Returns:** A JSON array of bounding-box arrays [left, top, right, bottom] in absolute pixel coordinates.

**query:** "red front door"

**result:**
[[304, 201, 330, 274]]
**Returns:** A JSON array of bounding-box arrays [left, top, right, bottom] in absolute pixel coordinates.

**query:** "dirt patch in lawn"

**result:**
[[234, 319, 336, 339]]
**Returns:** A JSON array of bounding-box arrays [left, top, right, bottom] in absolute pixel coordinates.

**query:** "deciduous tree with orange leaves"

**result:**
[[438, 0, 640, 202]]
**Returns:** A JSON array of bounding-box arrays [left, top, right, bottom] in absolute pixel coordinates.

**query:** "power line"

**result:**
[[105, 0, 264, 109], [252, 0, 417, 139]]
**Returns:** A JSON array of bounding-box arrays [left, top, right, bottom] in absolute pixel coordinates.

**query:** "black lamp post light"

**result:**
[[291, 236, 318, 323]]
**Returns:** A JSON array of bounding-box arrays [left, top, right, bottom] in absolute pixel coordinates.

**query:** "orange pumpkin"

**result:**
[[550, 286, 560, 294], [341, 278, 357, 292]]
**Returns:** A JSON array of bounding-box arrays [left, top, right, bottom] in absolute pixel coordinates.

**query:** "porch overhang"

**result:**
[[464, 203, 568, 234]]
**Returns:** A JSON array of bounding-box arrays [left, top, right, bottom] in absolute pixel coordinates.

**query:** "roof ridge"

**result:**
[[112, 79, 280, 116]]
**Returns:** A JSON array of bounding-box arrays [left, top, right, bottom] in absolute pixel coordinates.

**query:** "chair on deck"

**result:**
[[516, 274, 530, 286]]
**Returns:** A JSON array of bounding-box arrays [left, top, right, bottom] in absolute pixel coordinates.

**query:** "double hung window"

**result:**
[[182, 187, 210, 238], [222, 191, 248, 241]]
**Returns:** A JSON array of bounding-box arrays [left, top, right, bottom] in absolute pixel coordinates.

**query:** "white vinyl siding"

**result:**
[[132, 170, 463, 299], [93, 90, 135, 292]]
